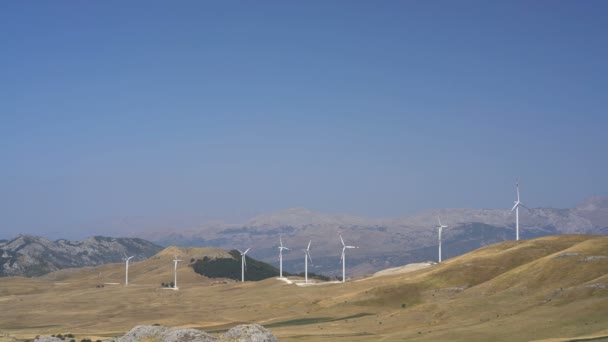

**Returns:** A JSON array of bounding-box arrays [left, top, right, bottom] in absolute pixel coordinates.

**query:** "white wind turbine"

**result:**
[[304, 240, 312, 283], [238, 248, 250, 282], [436, 217, 448, 263], [123, 254, 134, 287], [339, 235, 358, 283], [278, 235, 289, 279], [173, 255, 182, 290], [511, 179, 529, 241]]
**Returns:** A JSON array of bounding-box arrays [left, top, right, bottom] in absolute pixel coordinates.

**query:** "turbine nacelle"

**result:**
[[436, 217, 448, 229], [511, 200, 529, 211]]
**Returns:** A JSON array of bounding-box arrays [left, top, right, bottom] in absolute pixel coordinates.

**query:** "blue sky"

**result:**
[[1, 1, 607, 239]]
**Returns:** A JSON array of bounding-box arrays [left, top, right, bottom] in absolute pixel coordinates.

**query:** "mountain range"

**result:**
[[131, 196, 608, 277], [0, 235, 162, 277]]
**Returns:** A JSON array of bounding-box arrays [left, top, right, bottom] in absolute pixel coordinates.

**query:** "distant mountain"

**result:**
[[0, 234, 163, 277], [133, 196, 608, 278]]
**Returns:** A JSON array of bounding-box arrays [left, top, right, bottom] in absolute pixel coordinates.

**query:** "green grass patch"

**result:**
[[569, 336, 608, 342], [265, 313, 375, 328], [289, 332, 376, 339]]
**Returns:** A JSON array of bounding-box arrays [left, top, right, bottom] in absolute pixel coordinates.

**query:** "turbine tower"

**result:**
[[304, 240, 312, 283], [511, 179, 528, 241], [339, 235, 358, 283], [123, 254, 134, 287], [238, 248, 250, 282], [436, 217, 448, 263], [173, 255, 182, 290], [278, 235, 289, 278]]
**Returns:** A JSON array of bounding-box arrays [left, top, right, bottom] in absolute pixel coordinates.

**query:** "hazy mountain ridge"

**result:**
[[135, 196, 608, 277], [0, 234, 163, 277]]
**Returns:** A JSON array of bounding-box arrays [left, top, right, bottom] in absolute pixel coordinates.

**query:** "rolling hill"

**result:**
[[1, 235, 607, 341]]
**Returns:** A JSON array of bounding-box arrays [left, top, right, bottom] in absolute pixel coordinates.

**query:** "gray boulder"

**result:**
[[34, 337, 65, 342], [219, 324, 278, 342], [116, 325, 216, 342]]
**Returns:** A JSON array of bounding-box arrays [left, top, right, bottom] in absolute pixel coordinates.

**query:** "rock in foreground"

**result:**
[[220, 324, 278, 342], [117, 325, 216, 342], [35, 324, 278, 342]]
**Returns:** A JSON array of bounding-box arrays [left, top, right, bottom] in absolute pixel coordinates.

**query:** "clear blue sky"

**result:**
[[1, 1, 607, 239]]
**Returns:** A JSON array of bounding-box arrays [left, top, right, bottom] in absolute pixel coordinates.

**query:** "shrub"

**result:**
[[192, 251, 281, 281]]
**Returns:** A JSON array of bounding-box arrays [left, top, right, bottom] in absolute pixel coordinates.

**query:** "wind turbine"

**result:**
[[304, 240, 312, 283], [123, 254, 134, 287], [278, 235, 289, 278], [511, 178, 529, 241], [238, 248, 250, 282], [173, 255, 182, 290], [339, 235, 358, 283], [436, 217, 448, 263]]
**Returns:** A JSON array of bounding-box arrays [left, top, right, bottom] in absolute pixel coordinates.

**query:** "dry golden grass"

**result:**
[[1, 235, 608, 341]]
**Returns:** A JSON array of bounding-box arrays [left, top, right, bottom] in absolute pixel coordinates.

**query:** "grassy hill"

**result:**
[[1, 235, 607, 341]]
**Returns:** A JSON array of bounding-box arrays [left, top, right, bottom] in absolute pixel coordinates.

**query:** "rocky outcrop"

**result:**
[[116, 325, 216, 342], [32, 337, 64, 342], [34, 325, 279, 342], [1, 235, 162, 277], [220, 324, 278, 342]]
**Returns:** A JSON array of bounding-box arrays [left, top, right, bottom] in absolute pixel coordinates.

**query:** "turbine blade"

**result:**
[[244, 248, 250, 254], [308, 252, 313, 264], [511, 202, 518, 211], [280, 235, 283, 247], [307, 240, 311, 251], [340, 235, 345, 246], [437, 217, 442, 226], [237, 249, 243, 255]]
